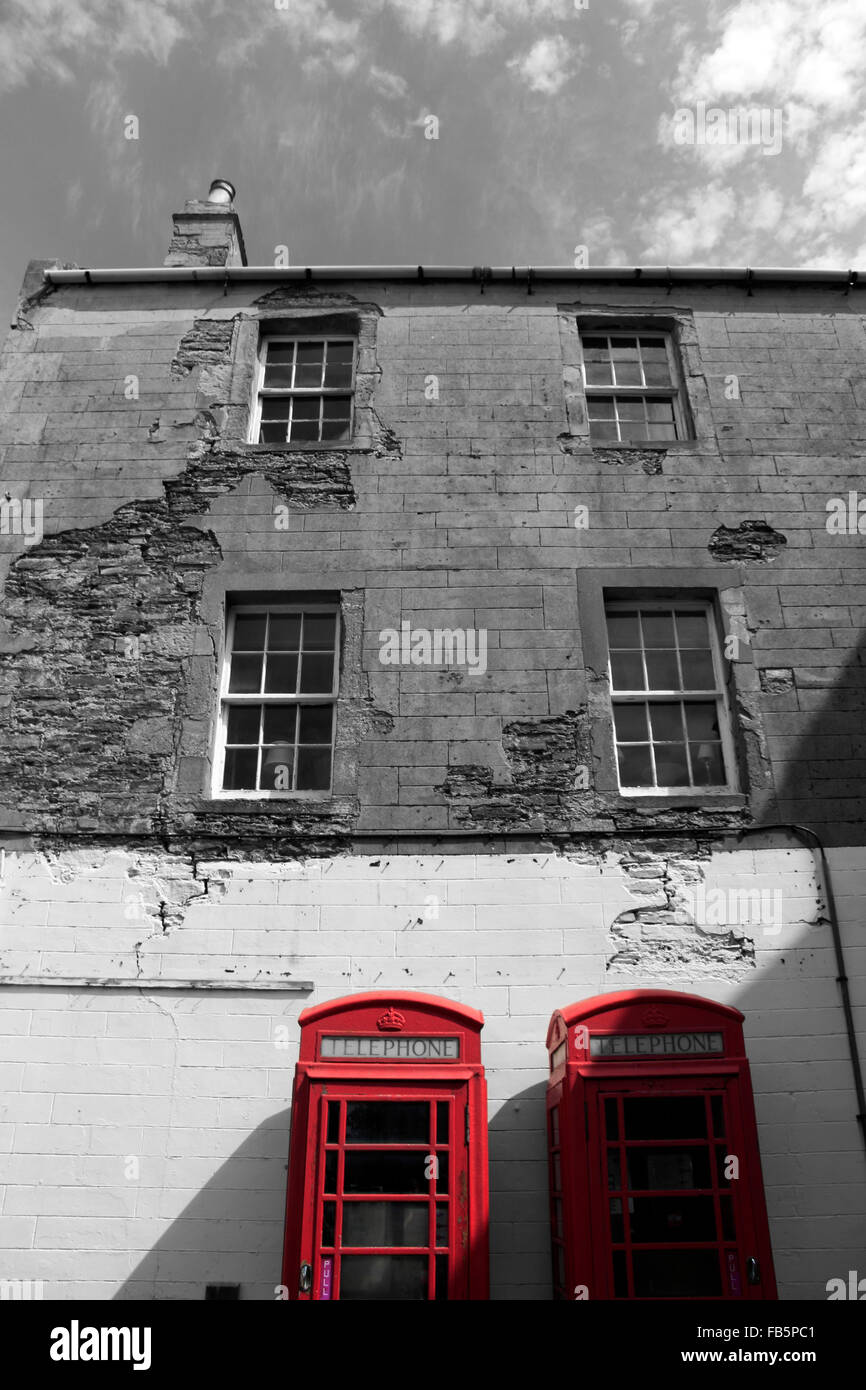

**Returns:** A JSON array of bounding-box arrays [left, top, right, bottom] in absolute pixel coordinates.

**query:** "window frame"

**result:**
[[213, 602, 340, 799], [579, 329, 689, 444], [250, 334, 357, 446], [605, 598, 738, 797]]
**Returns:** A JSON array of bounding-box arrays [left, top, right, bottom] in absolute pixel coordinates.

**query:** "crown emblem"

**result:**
[[642, 1006, 669, 1028], [377, 1007, 406, 1032]]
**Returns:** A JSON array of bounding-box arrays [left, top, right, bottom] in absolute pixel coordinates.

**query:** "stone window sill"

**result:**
[[606, 791, 747, 810], [238, 441, 373, 454]]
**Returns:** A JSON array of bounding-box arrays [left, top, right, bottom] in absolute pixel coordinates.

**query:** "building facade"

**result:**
[[0, 185, 864, 1300]]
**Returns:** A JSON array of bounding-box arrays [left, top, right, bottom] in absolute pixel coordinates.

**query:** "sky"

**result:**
[[1, 0, 865, 321]]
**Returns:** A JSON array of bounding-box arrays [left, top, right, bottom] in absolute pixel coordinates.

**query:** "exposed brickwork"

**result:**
[[441, 711, 590, 828], [170, 319, 236, 377], [708, 519, 789, 563]]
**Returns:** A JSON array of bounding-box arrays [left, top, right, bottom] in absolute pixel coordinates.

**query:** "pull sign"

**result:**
[[319, 1257, 333, 1300], [726, 1250, 742, 1296]]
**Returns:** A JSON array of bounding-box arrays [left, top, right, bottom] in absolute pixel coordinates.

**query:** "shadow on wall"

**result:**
[[758, 625, 866, 848], [114, 1113, 291, 1301], [112, 1086, 554, 1303], [486, 1080, 549, 1300], [740, 624, 866, 1296]]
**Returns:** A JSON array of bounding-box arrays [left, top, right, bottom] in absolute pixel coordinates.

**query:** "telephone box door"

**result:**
[[588, 1073, 769, 1299], [302, 1081, 469, 1301]]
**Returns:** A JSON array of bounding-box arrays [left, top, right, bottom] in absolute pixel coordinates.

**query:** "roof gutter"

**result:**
[[41, 265, 862, 288]]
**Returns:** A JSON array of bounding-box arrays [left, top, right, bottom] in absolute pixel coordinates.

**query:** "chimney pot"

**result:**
[[207, 178, 236, 206]]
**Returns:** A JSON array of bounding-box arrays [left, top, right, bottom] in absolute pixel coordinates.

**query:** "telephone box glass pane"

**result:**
[[626, 1146, 712, 1190], [435, 1205, 449, 1247], [437, 1151, 449, 1194], [436, 1102, 449, 1145], [344, 1151, 429, 1194], [630, 1195, 718, 1243], [715, 1145, 732, 1187], [345, 1102, 429, 1145], [607, 1150, 621, 1190], [339, 1254, 428, 1301], [342, 1202, 428, 1247], [711, 1095, 726, 1136], [609, 1198, 624, 1243], [632, 1249, 722, 1298], [604, 1098, 619, 1140], [324, 1151, 338, 1193], [435, 1256, 449, 1300], [326, 1103, 340, 1145], [623, 1096, 707, 1140], [322, 1201, 336, 1247]]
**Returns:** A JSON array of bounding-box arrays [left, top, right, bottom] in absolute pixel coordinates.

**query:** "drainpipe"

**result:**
[[736, 823, 866, 1165]]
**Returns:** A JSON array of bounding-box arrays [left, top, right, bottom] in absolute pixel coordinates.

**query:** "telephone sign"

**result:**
[[321, 1036, 461, 1060], [589, 1031, 724, 1057]]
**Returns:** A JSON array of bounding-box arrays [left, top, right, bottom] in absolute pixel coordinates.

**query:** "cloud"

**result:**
[[0, 0, 191, 92], [641, 0, 866, 265], [637, 182, 739, 263], [218, 0, 361, 76], [799, 118, 866, 235], [674, 0, 866, 117], [365, 0, 575, 55], [84, 75, 149, 230], [508, 35, 576, 94], [65, 180, 84, 216], [368, 66, 410, 100]]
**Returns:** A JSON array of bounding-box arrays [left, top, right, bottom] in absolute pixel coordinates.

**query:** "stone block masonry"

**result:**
[[2, 283, 866, 842]]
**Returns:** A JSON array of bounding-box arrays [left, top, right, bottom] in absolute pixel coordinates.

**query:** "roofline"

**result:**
[[41, 264, 863, 289]]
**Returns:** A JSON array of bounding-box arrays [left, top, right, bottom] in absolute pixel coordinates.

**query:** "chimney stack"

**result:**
[[164, 179, 247, 268]]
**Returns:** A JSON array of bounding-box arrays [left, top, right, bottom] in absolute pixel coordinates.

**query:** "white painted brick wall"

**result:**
[[0, 843, 864, 1301]]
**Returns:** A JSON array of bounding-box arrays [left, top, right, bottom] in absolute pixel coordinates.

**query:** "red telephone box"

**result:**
[[282, 992, 489, 1300], [546, 990, 777, 1301]]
